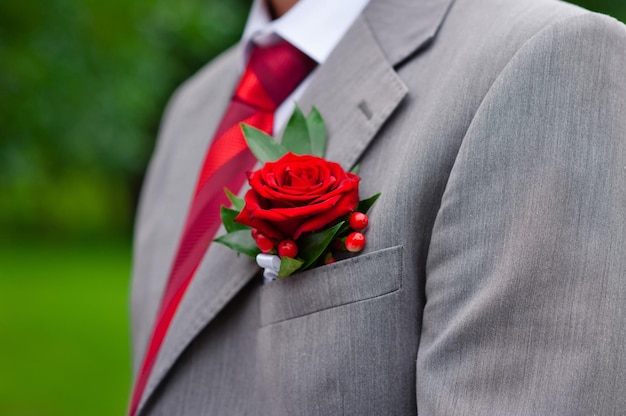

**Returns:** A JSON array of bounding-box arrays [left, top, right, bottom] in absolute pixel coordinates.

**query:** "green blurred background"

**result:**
[[0, 1, 623, 415]]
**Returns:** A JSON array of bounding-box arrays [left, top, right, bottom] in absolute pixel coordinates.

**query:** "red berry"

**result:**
[[251, 229, 275, 254], [277, 239, 298, 258], [345, 232, 366, 252], [349, 212, 369, 230]]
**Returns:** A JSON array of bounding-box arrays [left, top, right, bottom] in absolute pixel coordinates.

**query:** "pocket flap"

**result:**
[[260, 245, 403, 326]]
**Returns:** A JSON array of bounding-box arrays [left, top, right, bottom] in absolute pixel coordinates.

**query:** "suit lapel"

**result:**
[[138, 238, 259, 412], [296, 0, 456, 171], [297, 15, 408, 172], [137, 0, 454, 412]]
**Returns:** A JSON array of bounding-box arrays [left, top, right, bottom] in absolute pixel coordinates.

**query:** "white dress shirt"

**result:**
[[240, 0, 370, 133]]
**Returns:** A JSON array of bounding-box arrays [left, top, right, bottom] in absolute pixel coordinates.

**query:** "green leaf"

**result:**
[[305, 107, 327, 157], [337, 221, 352, 237], [356, 193, 381, 214], [298, 221, 345, 270], [281, 105, 311, 155], [224, 188, 244, 211], [241, 124, 288, 163], [214, 230, 260, 258], [278, 257, 304, 279], [220, 206, 247, 233], [350, 164, 360, 174]]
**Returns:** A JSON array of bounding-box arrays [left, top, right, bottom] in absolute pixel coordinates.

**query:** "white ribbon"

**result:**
[[256, 254, 281, 283]]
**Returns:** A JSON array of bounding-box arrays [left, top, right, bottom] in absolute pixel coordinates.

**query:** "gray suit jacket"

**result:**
[[130, 0, 626, 414]]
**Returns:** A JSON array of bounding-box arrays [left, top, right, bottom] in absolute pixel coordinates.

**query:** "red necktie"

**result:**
[[129, 41, 316, 415]]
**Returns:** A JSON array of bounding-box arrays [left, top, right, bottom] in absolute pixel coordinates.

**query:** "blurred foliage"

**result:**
[[0, 0, 251, 239], [576, 0, 626, 18]]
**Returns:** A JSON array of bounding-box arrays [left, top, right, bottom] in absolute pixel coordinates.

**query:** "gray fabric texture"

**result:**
[[130, 0, 626, 414]]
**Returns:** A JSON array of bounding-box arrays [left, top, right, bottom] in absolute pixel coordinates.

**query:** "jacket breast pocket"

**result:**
[[256, 245, 413, 416], [259, 245, 403, 327]]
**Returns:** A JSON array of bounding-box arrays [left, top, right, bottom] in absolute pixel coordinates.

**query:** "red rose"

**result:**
[[235, 152, 360, 240]]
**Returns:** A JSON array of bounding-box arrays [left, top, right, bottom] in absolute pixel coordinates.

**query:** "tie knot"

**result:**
[[235, 40, 317, 111]]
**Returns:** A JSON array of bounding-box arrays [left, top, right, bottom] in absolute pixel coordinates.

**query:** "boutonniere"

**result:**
[[215, 106, 380, 281]]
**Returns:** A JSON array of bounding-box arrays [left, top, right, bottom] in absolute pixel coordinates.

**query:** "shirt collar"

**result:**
[[240, 0, 370, 67]]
